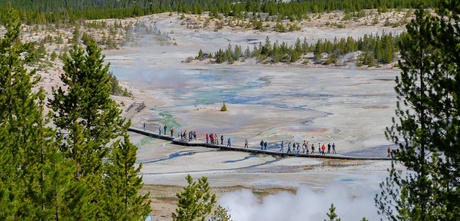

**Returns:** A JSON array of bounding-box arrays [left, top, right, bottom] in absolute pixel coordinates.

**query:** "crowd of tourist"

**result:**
[[203, 133, 232, 147], [150, 124, 338, 155], [278, 140, 337, 155], [242, 138, 338, 155], [179, 130, 197, 140]]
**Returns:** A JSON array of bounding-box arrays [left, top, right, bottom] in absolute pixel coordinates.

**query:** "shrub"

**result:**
[[220, 102, 227, 111]]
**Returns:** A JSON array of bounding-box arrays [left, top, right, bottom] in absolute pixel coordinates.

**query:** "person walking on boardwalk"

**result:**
[[311, 144, 315, 154], [260, 140, 264, 150], [227, 137, 232, 147], [327, 143, 331, 154], [206, 134, 209, 143], [163, 125, 167, 135], [221, 135, 224, 145], [280, 141, 284, 152], [321, 144, 326, 155], [296, 143, 300, 155], [302, 140, 307, 154], [244, 139, 249, 148], [287, 143, 292, 154], [170, 128, 174, 137], [264, 141, 268, 150], [158, 126, 161, 135], [143, 122, 146, 131], [332, 143, 336, 154], [387, 146, 391, 157]]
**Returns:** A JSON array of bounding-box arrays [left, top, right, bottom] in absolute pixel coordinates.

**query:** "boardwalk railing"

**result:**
[[135, 102, 146, 112], [125, 103, 135, 112], [126, 101, 146, 112]]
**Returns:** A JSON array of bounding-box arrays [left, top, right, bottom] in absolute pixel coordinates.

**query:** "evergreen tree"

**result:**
[[210, 205, 232, 221], [381, 34, 395, 64], [49, 33, 148, 219], [0, 7, 29, 218], [324, 204, 341, 221], [431, 1, 460, 218], [41, 134, 85, 220], [376, 6, 434, 220], [197, 49, 204, 60], [314, 39, 324, 62], [220, 102, 227, 112], [290, 50, 299, 63], [72, 25, 81, 44], [103, 134, 151, 220], [376, 4, 460, 220], [262, 36, 272, 55], [50, 33, 126, 179], [294, 38, 302, 53], [233, 45, 242, 61], [302, 37, 310, 54], [215, 49, 225, 64], [0, 6, 75, 220], [172, 175, 217, 221]]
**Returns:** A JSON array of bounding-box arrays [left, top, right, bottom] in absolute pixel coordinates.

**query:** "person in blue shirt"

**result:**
[[227, 137, 231, 147]]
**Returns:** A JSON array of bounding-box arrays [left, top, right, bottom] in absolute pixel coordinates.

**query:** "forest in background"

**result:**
[[0, 0, 438, 24], [195, 32, 401, 67], [0, 0, 436, 68]]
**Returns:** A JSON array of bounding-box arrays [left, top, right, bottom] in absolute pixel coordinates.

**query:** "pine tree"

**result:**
[[172, 175, 217, 221], [425, 0, 460, 218], [50, 33, 126, 179], [324, 204, 341, 221], [39, 134, 85, 220], [49, 32, 150, 219], [220, 102, 227, 111], [314, 39, 323, 62], [103, 134, 151, 220], [376, 4, 460, 220], [197, 49, 204, 60], [49, 33, 123, 218], [210, 205, 232, 221], [0, 6, 75, 220], [381, 34, 395, 64], [233, 45, 242, 61], [0, 8, 26, 217], [376, 7, 434, 220]]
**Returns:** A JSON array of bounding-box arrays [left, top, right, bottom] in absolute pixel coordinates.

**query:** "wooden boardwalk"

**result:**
[[124, 102, 146, 120], [128, 127, 391, 161]]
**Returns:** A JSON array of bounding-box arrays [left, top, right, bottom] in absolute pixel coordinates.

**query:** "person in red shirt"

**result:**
[[321, 144, 326, 155], [206, 134, 209, 143]]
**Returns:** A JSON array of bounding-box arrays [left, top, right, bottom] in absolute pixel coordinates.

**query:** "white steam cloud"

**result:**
[[218, 183, 381, 221]]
